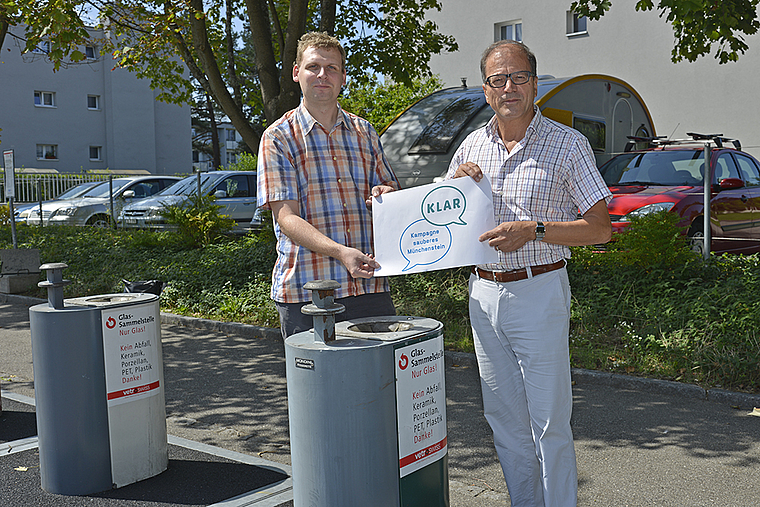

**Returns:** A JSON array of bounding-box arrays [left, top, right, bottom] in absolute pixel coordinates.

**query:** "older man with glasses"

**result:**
[[447, 40, 612, 507]]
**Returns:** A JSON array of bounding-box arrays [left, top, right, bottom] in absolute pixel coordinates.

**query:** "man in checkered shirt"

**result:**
[[447, 40, 612, 507], [257, 32, 399, 339]]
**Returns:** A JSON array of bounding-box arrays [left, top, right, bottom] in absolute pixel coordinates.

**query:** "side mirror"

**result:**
[[122, 190, 135, 199], [214, 190, 227, 198], [719, 177, 745, 190]]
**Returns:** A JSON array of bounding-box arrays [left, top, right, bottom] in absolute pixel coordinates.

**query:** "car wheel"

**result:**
[[87, 215, 113, 228], [688, 222, 705, 257]]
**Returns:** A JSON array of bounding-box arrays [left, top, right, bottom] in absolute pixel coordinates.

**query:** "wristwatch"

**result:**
[[535, 221, 545, 241]]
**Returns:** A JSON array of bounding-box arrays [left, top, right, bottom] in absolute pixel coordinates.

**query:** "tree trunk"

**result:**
[[189, 0, 262, 154], [319, 0, 337, 35], [206, 94, 221, 170]]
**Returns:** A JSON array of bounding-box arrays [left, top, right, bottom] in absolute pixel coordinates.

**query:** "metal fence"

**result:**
[[2, 172, 138, 203]]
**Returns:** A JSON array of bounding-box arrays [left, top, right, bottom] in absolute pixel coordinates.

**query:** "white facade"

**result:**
[[0, 26, 192, 175], [425, 1, 760, 159]]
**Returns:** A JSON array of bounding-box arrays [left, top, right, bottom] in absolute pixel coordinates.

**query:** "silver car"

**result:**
[[15, 181, 102, 224], [118, 171, 259, 234], [30, 176, 181, 227]]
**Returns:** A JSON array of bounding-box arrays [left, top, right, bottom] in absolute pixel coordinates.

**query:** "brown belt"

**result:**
[[471, 259, 566, 283]]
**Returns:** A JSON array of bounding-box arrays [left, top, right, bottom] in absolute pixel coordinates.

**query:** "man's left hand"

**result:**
[[366, 185, 396, 208]]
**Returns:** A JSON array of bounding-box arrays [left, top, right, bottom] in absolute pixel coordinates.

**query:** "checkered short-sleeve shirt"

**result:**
[[257, 104, 400, 303], [446, 108, 612, 271]]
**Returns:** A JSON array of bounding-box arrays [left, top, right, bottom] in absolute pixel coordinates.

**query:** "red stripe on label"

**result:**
[[399, 436, 447, 468], [107, 380, 160, 400]]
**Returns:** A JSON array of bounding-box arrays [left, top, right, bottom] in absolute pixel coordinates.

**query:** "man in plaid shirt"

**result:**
[[257, 32, 399, 339], [447, 40, 612, 507]]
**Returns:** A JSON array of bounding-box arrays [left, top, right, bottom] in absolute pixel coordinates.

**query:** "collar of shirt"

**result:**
[[484, 105, 544, 149], [295, 103, 352, 136]]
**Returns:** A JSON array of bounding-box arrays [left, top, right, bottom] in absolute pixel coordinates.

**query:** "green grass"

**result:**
[[2, 212, 759, 394]]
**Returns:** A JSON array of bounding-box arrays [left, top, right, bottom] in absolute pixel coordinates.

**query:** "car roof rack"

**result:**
[[624, 132, 741, 151]]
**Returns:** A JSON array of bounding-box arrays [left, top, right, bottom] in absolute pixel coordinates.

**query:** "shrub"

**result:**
[[160, 193, 235, 247]]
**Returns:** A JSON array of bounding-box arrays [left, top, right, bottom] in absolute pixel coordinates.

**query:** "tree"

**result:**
[[570, 0, 760, 64], [5, 1, 456, 154]]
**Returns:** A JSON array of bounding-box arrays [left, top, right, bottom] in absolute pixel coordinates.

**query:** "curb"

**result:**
[[4, 293, 759, 410]]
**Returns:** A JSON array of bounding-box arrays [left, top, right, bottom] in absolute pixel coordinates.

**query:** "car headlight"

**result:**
[[18, 209, 31, 219], [147, 208, 163, 218], [621, 202, 675, 221], [50, 207, 78, 217]]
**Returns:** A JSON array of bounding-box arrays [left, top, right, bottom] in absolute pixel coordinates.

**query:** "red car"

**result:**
[[599, 133, 760, 255]]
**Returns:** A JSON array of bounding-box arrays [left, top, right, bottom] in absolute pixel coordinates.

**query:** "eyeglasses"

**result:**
[[485, 71, 534, 88]]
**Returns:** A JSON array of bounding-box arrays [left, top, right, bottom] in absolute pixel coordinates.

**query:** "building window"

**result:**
[[87, 95, 100, 110], [226, 129, 236, 141], [85, 46, 97, 59], [37, 144, 58, 160], [496, 20, 523, 42], [34, 91, 56, 107], [89, 146, 102, 161], [567, 12, 588, 36]]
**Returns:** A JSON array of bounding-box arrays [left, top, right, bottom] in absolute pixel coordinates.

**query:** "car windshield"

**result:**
[[599, 150, 705, 186], [57, 182, 99, 200], [158, 173, 227, 196], [82, 179, 134, 198]]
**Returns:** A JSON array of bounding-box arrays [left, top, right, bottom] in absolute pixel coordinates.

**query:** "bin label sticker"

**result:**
[[102, 303, 161, 406], [395, 335, 447, 477]]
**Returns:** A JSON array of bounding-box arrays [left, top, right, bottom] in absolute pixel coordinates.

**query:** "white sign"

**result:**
[[3, 150, 15, 199], [395, 335, 447, 477], [102, 303, 161, 406], [373, 177, 498, 276]]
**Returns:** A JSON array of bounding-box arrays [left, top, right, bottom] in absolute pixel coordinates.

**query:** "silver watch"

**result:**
[[535, 221, 545, 241]]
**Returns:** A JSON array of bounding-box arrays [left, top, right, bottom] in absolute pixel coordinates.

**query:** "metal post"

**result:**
[[301, 280, 345, 343], [9, 196, 18, 248], [109, 176, 116, 229], [37, 180, 43, 227], [196, 169, 202, 197], [703, 143, 711, 260], [38, 262, 71, 310]]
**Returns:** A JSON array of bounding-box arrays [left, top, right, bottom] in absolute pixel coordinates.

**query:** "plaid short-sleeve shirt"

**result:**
[[446, 108, 612, 271], [257, 104, 399, 303]]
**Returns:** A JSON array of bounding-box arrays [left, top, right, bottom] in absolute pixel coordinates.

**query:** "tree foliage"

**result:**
[[3, 1, 457, 155], [571, 0, 760, 64]]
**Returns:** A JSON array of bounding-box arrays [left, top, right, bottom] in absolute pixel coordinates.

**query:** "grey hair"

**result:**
[[480, 40, 537, 82]]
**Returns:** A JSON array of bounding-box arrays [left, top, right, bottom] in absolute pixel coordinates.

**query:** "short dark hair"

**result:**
[[296, 32, 346, 71], [480, 40, 537, 82]]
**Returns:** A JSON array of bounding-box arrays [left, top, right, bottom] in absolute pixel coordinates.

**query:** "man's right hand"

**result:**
[[339, 247, 380, 279], [453, 162, 484, 182]]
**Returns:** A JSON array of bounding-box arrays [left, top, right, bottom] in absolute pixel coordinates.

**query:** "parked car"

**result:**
[[15, 181, 102, 224], [118, 171, 258, 234], [599, 133, 760, 255], [28, 176, 181, 227]]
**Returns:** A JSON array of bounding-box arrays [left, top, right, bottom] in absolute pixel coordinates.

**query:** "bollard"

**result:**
[[285, 280, 449, 507]]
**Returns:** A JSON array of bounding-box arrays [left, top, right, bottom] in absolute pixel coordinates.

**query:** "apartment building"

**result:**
[[0, 25, 191, 175]]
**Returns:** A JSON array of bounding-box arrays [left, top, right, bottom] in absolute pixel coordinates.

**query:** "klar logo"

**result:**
[[106, 316, 117, 329], [398, 353, 409, 370]]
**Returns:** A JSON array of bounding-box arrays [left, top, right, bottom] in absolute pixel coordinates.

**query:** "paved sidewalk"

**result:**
[[2, 295, 760, 506]]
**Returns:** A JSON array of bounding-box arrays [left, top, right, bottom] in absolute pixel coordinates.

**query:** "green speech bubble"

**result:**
[[421, 185, 467, 227]]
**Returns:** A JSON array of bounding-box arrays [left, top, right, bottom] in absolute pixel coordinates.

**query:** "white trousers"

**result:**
[[469, 268, 577, 507]]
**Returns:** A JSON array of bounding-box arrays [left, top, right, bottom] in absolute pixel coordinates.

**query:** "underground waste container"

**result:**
[[29, 264, 168, 495], [286, 308, 449, 507]]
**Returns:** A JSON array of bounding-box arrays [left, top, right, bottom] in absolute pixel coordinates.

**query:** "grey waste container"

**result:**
[[29, 264, 167, 495], [286, 315, 449, 507]]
